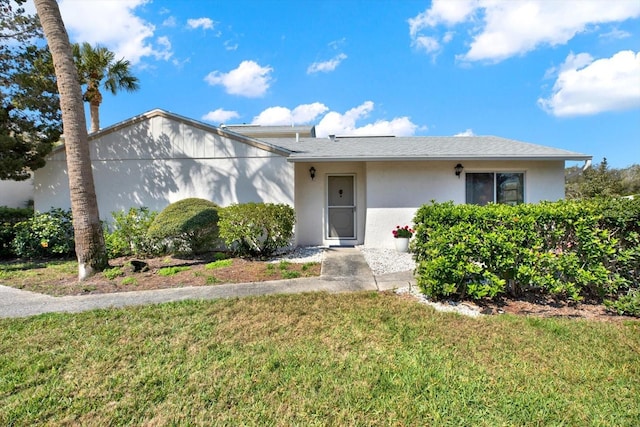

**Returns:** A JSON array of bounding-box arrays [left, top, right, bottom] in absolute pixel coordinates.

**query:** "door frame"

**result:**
[[326, 173, 357, 241]]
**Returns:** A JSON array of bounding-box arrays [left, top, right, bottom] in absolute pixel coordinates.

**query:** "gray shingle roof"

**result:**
[[262, 135, 591, 162]]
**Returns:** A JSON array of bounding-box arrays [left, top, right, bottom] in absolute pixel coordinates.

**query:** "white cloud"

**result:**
[[187, 17, 215, 30], [538, 50, 640, 116], [204, 61, 273, 97], [315, 101, 418, 137], [253, 103, 329, 125], [162, 16, 177, 27], [58, 0, 172, 66], [455, 129, 475, 137], [408, 0, 640, 63], [408, 0, 476, 36], [251, 101, 419, 137], [599, 27, 631, 40], [307, 53, 348, 74], [201, 109, 240, 123], [413, 36, 440, 54], [224, 40, 239, 51]]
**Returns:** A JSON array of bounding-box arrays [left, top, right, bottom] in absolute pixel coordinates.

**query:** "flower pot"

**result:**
[[394, 237, 410, 253]]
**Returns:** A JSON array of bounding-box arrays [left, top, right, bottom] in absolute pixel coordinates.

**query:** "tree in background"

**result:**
[[0, 0, 61, 180], [72, 42, 139, 133], [565, 158, 636, 199], [619, 164, 640, 196], [33, 0, 108, 279]]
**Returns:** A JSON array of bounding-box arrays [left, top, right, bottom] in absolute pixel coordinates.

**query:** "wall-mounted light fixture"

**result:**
[[454, 163, 464, 178], [309, 166, 316, 180]]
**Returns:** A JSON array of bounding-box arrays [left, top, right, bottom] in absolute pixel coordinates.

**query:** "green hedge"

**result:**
[[0, 206, 34, 258], [219, 202, 295, 257], [147, 198, 221, 255], [413, 199, 639, 310]]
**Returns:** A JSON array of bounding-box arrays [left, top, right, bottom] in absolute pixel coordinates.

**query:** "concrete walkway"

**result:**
[[0, 248, 416, 319]]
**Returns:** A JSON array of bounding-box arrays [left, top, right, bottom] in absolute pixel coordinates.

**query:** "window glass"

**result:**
[[496, 173, 524, 205], [466, 172, 524, 205], [465, 173, 494, 205]]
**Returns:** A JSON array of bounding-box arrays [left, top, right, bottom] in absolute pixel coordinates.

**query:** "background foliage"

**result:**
[[566, 158, 640, 199], [11, 208, 74, 258], [0, 0, 61, 180], [0, 206, 32, 258]]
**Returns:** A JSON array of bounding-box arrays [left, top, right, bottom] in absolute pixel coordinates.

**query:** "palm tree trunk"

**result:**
[[89, 100, 100, 133], [33, 0, 108, 280]]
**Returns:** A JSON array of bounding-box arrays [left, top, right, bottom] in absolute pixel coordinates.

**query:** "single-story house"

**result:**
[[33, 109, 591, 249]]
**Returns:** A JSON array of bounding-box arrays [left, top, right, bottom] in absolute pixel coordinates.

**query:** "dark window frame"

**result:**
[[465, 172, 525, 206]]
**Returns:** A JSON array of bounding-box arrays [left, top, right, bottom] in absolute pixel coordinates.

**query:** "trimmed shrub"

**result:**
[[219, 202, 295, 257], [0, 206, 33, 258], [105, 207, 158, 258], [413, 199, 640, 304], [12, 208, 74, 258], [147, 198, 221, 255]]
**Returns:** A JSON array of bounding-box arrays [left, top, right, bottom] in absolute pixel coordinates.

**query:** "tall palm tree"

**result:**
[[34, 0, 108, 280], [73, 42, 139, 133]]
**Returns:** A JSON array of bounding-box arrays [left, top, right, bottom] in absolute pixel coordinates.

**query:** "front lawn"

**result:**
[[0, 255, 321, 296], [1, 292, 638, 425]]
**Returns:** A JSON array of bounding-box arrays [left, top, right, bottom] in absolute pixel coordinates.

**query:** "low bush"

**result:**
[[413, 199, 640, 305], [605, 290, 640, 316], [218, 203, 295, 257], [147, 198, 221, 255], [0, 206, 33, 258], [11, 208, 74, 259], [104, 207, 158, 258]]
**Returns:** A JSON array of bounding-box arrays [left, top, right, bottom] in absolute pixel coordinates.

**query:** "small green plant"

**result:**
[[278, 260, 291, 270], [301, 263, 313, 271], [281, 270, 300, 279], [205, 259, 232, 269], [266, 263, 276, 274], [121, 277, 138, 286], [213, 252, 228, 261], [105, 207, 158, 258], [103, 267, 124, 280], [157, 266, 191, 277], [605, 290, 640, 316], [205, 276, 221, 285]]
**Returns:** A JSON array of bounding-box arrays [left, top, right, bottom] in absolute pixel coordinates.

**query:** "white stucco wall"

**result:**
[[364, 160, 566, 248], [34, 114, 294, 220], [0, 177, 34, 208]]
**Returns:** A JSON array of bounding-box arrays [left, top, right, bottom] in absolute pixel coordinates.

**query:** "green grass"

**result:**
[[204, 259, 233, 269], [157, 266, 191, 277], [0, 292, 638, 425]]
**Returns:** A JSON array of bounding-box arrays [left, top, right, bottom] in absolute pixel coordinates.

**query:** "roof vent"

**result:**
[[329, 134, 336, 142]]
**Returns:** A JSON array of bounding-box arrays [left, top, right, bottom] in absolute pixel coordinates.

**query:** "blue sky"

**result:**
[[51, 0, 640, 168]]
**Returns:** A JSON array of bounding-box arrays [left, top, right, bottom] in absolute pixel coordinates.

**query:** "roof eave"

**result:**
[[287, 155, 593, 162]]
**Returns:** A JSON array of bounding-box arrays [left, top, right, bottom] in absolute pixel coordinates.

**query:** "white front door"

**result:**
[[327, 175, 356, 239]]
